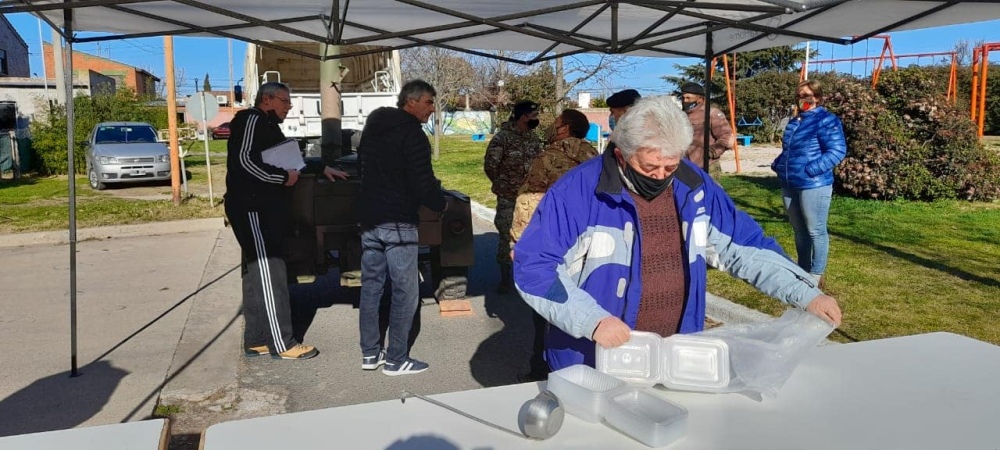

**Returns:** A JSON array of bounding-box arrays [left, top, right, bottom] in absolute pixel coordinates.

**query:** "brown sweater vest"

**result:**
[[629, 187, 687, 337]]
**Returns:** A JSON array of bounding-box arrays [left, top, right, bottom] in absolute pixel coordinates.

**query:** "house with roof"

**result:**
[[0, 15, 30, 78], [43, 43, 159, 96]]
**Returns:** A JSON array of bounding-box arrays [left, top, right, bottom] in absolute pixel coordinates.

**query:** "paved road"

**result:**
[[155, 215, 542, 446]]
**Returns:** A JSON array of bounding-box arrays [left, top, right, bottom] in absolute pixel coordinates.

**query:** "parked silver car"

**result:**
[[85, 122, 171, 190]]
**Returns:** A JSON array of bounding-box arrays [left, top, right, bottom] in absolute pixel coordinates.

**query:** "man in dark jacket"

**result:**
[[679, 82, 734, 178], [356, 79, 447, 376], [225, 82, 348, 360]]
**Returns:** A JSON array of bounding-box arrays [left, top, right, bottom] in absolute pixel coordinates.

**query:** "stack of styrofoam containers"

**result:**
[[547, 364, 689, 447], [597, 331, 731, 393]]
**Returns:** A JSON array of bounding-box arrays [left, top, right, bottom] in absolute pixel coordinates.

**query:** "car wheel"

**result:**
[[88, 167, 105, 190]]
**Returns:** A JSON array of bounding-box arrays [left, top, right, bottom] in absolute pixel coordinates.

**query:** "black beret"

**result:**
[[680, 82, 705, 96], [606, 89, 642, 108]]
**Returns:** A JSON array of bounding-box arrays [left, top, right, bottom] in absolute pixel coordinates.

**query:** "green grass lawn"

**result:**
[[432, 136, 495, 208], [432, 135, 1000, 345], [711, 175, 1000, 344], [0, 175, 221, 234]]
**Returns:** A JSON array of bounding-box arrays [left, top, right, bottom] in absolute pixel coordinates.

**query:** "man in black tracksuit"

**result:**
[[225, 82, 348, 360], [357, 80, 446, 376]]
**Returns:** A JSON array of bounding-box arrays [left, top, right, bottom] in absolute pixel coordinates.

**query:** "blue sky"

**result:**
[[6, 12, 1000, 98]]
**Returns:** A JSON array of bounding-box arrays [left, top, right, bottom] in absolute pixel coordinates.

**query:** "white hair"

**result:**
[[609, 95, 692, 159]]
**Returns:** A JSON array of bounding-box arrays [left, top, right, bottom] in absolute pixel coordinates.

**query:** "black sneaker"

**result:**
[[361, 350, 386, 370], [382, 358, 429, 376]]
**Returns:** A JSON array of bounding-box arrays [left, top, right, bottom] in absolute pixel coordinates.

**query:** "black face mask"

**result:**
[[682, 101, 698, 112], [265, 109, 283, 124], [526, 118, 540, 129], [621, 159, 673, 200]]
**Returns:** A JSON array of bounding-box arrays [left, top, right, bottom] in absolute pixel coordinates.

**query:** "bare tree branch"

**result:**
[[401, 47, 476, 158]]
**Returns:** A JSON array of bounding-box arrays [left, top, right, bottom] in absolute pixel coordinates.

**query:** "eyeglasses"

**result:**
[[271, 95, 292, 105]]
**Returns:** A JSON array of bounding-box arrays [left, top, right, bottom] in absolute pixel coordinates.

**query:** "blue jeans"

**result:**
[[359, 223, 420, 364], [781, 185, 833, 276]]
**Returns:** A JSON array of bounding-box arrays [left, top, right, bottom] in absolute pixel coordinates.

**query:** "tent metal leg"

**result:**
[[63, 5, 79, 378], [703, 27, 713, 172]]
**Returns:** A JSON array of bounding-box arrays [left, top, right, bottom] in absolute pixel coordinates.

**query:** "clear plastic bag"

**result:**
[[694, 308, 835, 400]]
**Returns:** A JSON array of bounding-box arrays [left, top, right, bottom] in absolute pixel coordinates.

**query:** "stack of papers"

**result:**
[[261, 139, 306, 171]]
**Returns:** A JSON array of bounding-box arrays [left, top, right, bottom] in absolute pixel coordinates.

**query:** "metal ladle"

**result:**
[[400, 390, 564, 440]]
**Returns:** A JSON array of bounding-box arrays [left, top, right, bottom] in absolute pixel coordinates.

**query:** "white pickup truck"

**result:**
[[242, 42, 401, 152]]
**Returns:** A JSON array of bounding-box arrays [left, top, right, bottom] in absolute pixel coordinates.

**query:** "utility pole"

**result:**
[[228, 38, 234, 107], [804, 41, 811, 80], [52, 26, 66, 105], [37, 19, 51, 106], [165, 36, 181, 205], [555, 57, 565, 114]]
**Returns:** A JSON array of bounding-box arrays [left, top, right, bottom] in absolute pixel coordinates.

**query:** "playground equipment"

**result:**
[[709, 53, 744, 173], [971, 42, 1000, 137], [803, 35, 958, 102]]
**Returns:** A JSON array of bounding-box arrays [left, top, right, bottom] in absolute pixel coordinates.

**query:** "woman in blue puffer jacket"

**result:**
[[772, 80, 847, 289]]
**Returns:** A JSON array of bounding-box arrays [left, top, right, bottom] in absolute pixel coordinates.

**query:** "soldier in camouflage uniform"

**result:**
[[484, 100, 543, 294], [510, 108, 597, 381]]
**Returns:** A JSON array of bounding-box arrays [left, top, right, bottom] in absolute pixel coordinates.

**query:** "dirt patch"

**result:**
[[158, 383, 290, 450], [720, 145, 781, 176]]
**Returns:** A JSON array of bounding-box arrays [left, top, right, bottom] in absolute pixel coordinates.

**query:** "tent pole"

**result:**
[[64, 3, 79, 378], [703, 26, 713, 172]]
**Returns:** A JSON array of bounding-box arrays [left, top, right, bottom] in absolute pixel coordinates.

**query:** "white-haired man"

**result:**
[[513, 96, 842, 371]]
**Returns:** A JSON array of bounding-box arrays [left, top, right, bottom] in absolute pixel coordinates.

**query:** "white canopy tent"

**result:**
[[3, 0, 1000, 376], [8, 1, 1000, 62]]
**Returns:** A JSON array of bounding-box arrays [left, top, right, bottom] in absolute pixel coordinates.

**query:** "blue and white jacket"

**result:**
[[513, 149, 823, 371], [772, 106, 847, 190]]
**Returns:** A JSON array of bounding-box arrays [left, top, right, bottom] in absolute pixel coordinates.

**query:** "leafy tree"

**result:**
[[590, 97, 608, 108], [30, 88, 167, 175], [504, 63, 559, 131], [824, 69, 1000, 201], [203, 73, 211, 93], [662, 46, 816, 102], [733, 71, 800, 143]]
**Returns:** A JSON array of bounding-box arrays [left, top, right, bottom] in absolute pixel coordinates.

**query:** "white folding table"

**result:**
[[201, 333, 1000, 449], [0, 418, 168, 450]]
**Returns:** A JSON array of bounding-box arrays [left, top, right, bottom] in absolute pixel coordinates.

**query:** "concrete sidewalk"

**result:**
[[0, 220, 240, 438]]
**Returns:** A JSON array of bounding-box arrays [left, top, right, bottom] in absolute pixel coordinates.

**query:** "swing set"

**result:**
[[709, 53, 745, 173], [970, 42, 1000, 137], [802, 35, 959, 101], [703, 36, 962, 174]]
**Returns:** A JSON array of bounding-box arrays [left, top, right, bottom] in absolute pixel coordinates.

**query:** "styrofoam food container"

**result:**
[[603, 388, 689, 448], [546, 364, 626, 423], [661, 335, 730, 392], [596, 331, 662, 387]]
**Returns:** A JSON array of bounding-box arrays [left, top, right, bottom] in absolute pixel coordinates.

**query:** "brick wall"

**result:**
[[43, 43, 157, 95]]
